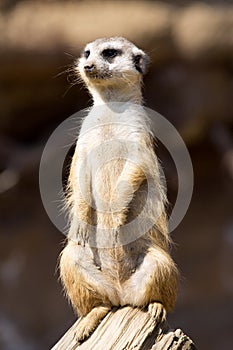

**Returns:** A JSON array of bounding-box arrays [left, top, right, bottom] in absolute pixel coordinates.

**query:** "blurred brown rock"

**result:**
[[173, 3, 233, 62], [0, 1, 232, 142]]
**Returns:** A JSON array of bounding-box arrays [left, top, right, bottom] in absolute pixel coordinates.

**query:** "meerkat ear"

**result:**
[[133, 51, 149, 75]]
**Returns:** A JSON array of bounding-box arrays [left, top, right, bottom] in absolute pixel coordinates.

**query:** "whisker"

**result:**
[[62, 82, 78, 98], [64, 52, 77, 59]]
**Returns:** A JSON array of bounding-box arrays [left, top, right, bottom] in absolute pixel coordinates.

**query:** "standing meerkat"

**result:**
[[60, 37, 178, 343]]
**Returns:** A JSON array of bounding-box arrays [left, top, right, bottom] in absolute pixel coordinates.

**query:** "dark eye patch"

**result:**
[[101, 48, 122, 59], [83, 50, 90, 59]]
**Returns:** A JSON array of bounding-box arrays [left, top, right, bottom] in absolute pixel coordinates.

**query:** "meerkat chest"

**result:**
[[77, 103, 148, 154]]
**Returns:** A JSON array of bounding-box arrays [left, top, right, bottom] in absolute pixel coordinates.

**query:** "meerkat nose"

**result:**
[[84, 64, 95, 73]]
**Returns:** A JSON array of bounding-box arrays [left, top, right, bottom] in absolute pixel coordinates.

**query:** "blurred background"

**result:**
[[0, 0, 233, 349]]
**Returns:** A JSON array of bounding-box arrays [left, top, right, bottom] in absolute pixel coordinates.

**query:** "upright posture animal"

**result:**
[[60, 37, 178, 343]]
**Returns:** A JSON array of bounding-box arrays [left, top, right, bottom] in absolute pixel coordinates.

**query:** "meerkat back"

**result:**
[[59, 37, 178, 344]]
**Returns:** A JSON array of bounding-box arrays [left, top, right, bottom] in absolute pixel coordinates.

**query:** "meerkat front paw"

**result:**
[[75, 319, 96, 344], [148, 301, 167, 324], [75, 305, 111, 344]]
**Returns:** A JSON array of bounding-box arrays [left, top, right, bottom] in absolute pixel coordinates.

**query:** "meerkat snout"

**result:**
[[84, 64, 95, 73]]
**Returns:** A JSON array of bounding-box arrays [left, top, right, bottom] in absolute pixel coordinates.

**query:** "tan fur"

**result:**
[[59, 37, 178, 343]]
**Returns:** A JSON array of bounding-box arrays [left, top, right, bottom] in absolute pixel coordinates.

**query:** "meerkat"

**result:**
[[60, 37, 178, 343]]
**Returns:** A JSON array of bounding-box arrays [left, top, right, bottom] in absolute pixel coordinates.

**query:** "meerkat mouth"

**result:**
[[85, 74, 116, 88], [83, 64, 113, 81], [85, 71, 112, 81]]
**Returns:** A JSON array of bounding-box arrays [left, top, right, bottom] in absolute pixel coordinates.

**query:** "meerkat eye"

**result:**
[[83, 50, 90, 59], [101, 49, 122, 59]]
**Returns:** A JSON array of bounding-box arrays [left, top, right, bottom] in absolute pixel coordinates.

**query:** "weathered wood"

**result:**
[[52, 307, 196, 350]]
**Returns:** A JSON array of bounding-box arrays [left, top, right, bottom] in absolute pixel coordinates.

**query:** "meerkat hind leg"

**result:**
[[148, 301, 167, 324], [75, 305, 111, 343]]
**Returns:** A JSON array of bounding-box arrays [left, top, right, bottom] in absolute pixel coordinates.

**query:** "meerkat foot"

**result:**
[[148, 302, 166, 324], [75, 305, 111, 343]]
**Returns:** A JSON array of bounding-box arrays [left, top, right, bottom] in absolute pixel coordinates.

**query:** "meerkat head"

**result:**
[[76, 37, 149, 103]]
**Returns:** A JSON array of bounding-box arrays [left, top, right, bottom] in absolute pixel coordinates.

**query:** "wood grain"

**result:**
[[51, 307, 196, 350]]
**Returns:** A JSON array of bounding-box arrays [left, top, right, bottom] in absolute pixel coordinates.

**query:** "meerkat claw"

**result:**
[[148, 302, 167, 324]]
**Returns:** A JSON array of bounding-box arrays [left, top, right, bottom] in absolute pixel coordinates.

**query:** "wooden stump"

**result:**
[[52, 307, 196, 350]]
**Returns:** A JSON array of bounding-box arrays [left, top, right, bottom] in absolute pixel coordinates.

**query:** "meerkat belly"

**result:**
[[76, 113, 153, 285], [92, 239, 147, 284], [93, 159, 124, 205]]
